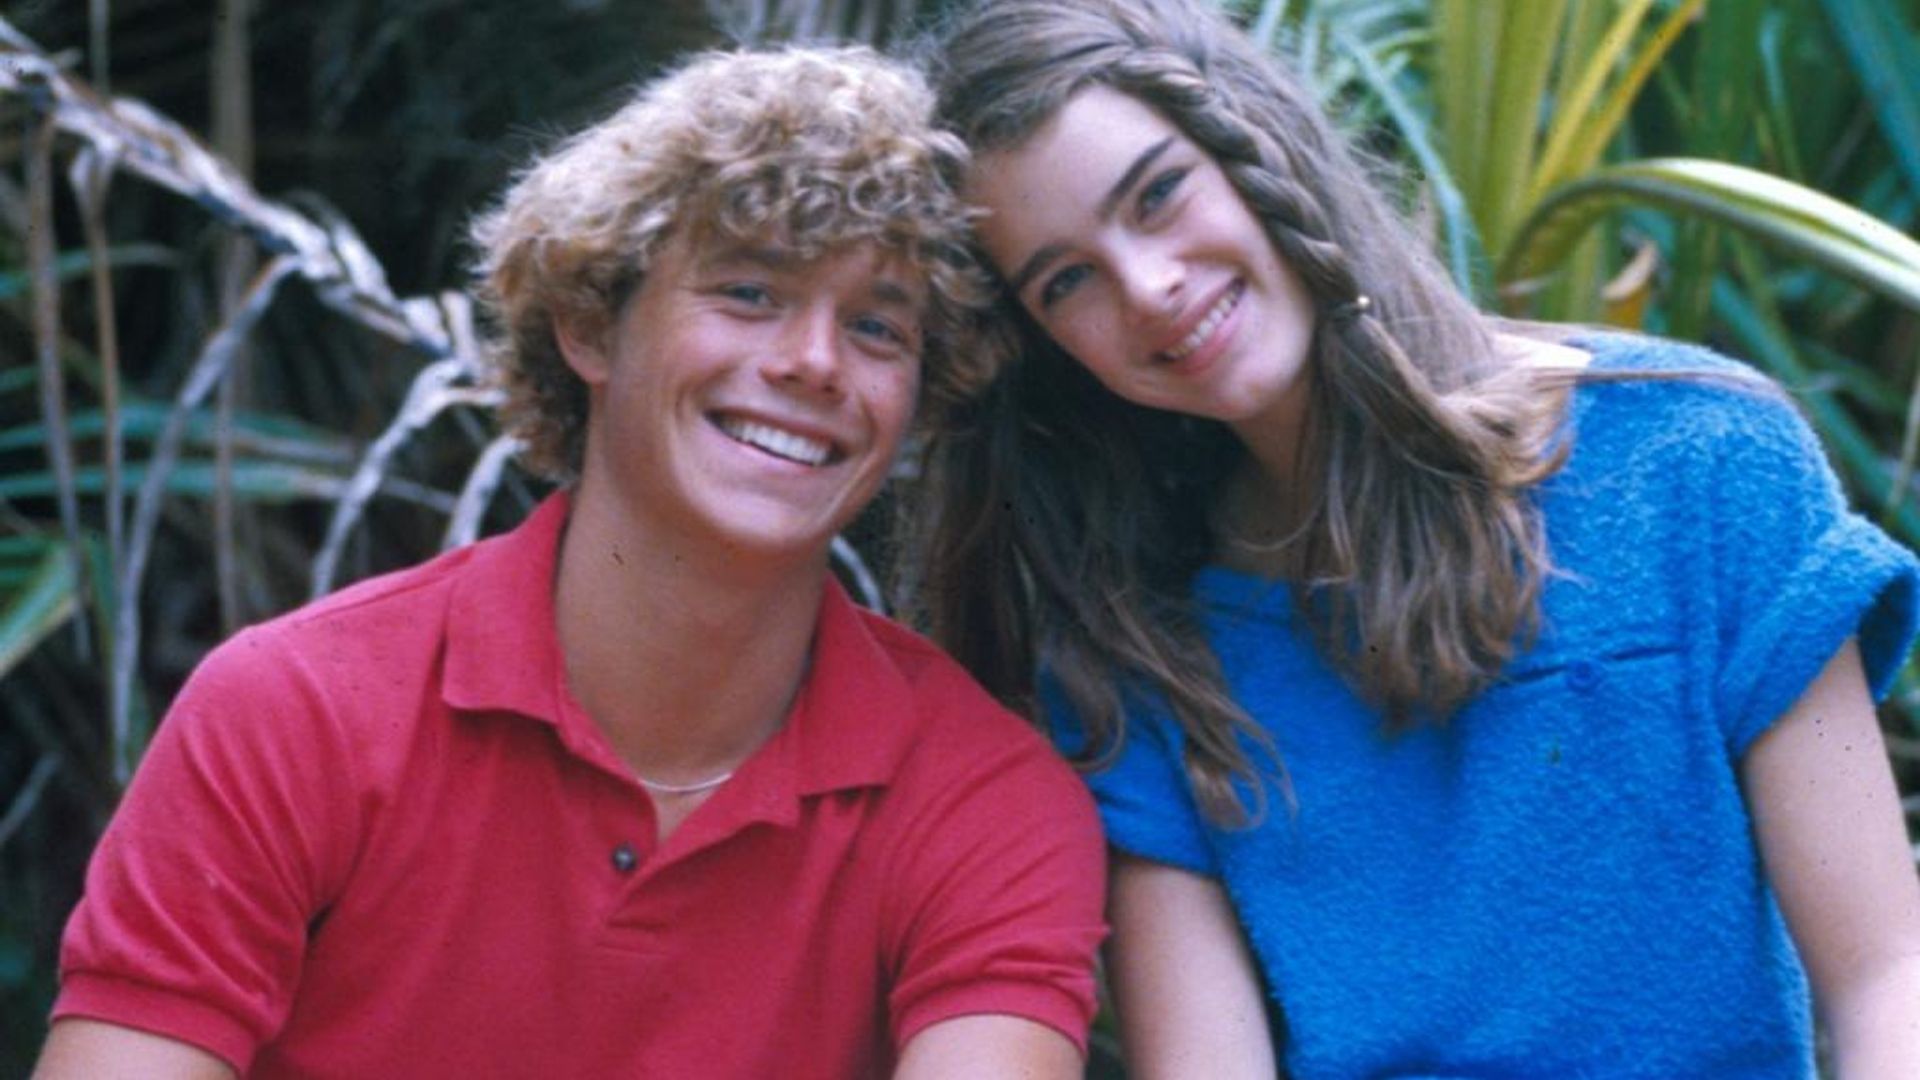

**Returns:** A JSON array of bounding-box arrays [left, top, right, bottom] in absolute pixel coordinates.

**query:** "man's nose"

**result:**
[[765, 305, 843, 394]]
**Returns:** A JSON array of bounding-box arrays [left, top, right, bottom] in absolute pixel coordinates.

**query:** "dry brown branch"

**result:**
[[25, 111, 90, 663], [1, 16, 478, 365]]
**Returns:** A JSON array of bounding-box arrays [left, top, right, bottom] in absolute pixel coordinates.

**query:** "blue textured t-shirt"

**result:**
[[1054, 334, 1920, 1078]]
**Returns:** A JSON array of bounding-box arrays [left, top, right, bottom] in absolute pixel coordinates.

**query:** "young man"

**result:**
[[37, 47, 1105, 1078]]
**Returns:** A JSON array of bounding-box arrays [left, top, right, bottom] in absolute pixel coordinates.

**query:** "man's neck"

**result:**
[[552, 478, 825, 792]]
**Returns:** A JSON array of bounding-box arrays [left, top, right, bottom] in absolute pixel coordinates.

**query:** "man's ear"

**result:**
[[553, 312, 612, 385]]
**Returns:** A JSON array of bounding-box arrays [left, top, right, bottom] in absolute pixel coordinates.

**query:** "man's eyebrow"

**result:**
[[702, 244, 925, 312], [868, 277, 924, 309], [698, 245, 793, 272], [1006, 135, 1178, 296]]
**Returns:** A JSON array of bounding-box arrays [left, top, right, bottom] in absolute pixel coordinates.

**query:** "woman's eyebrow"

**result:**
[[1096, 136, 1176, 220], [1006, 136, 1177, 295]]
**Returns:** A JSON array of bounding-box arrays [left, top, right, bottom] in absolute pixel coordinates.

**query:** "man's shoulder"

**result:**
[[851, 606, 980, 689], [849, 607, 1090, 807], [278, 542, 479, 635], [850, 606, 1038, 738], [188, 541, 489, 705]]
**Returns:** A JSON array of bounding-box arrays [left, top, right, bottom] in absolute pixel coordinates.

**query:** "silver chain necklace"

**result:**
[[635, 769, 735, 796]]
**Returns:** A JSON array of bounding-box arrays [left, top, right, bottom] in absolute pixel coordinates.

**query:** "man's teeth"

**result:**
[[718, 417, 831, 466], [1164, 286, 1240, 362]]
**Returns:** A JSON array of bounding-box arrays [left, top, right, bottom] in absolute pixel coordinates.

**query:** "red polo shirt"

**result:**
[[54, 494, 1105, 1077]]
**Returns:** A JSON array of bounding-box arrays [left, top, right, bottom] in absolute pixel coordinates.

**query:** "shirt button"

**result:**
[[1566, 660, 1602, 692], [610, 842, 639, 874]]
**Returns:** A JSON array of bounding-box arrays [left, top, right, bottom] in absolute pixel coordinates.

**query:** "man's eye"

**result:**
[[1038, 263, 1092, 308], [1139, 168, 1188, 216], [852, 315, 912, 349], [719, 283, 773, 305]]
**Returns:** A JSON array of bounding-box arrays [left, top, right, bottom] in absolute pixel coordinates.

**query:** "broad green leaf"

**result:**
[[0, 463, 453, 513], [0, 403, 351, 463], [1530, 0, 1707, 204], [1282, 0, 1426, 114], [0, 368, 37, 397], [0, 540, 78, 682], [0, 462, 348, 503], [1711, 268, 1920, 546], [1525, 0, 1614, 320], [1246, 0, 1290, 49], [1478, 0, 1568, 253], [0, 244, 176, 300], [1549, 0, 1611, 119], [1668, 0, 1767, 340], [1334, 27, 1486, 293], [1433, 0, 1494, 205], [1800, 338, 1907, 416], [1531, 0, 1657, 201], [1818, 0, 1920, 200], [0, 537, 60, 559], [1503, 158, 1920, 311], [1756, 14, 1808, 182]]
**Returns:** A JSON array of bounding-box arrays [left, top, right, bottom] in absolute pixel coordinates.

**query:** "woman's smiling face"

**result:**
[[967, 84, 1320, 434]]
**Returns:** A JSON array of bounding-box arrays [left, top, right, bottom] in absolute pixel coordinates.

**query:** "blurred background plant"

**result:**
[[2, 0, 1916, 1073]]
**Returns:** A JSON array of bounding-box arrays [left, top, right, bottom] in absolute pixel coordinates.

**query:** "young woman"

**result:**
[[906, 0, 1920, 1075]]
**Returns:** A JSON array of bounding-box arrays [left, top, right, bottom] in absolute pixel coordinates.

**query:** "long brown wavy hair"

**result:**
[[902, 0, 1575, 824]]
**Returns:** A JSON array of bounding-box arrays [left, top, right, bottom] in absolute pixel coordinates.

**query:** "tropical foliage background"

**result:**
[[2, 0, 1917, 1072]]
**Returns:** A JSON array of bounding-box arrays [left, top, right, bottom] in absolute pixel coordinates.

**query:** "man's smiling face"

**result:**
[[560, 233, 925, 561]]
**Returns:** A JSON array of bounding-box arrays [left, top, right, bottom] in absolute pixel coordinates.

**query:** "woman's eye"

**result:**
[[1139, 168, 1188, 216], [1037, 263, 1093, 308]]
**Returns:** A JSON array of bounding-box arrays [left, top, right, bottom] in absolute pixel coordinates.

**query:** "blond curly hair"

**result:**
[[470, 46, 992, 480]]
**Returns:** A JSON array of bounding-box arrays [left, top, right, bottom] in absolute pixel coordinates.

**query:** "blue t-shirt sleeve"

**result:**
[[1040, 669, 1221, 877], [1704, 386, 1920, 753]]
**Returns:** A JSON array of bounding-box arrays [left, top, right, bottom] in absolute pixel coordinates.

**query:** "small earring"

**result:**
[[1326, 293, 1372, 325]]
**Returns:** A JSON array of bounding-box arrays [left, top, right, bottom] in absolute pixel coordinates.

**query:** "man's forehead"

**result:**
[[692, 240, 930, 305]]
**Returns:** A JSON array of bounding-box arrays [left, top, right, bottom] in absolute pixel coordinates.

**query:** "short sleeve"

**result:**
[[882, 712, 1108, 1055], [53, 626, 356, 1072], [1705, 388, 1920, 753], [1041, 668, 1221, 878]]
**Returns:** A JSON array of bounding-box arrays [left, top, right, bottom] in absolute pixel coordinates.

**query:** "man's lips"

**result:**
[[711, 413, 838, 467]]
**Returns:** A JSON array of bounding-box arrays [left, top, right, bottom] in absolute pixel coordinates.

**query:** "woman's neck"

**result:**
[[1215, 374, 1315, 577], [1211, 452, 1313, 578]]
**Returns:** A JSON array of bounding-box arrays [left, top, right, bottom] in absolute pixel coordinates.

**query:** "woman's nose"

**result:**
[[1115, 245, 1184, 326]]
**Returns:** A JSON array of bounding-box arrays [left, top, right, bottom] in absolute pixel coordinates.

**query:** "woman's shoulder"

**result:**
[[1559, 331, 1794, 443], [1492, 329, 1777, 438], [1570, 329, 1751, 376], [1499, 325, 1758, 379], [1542, 334, 1842, 548]]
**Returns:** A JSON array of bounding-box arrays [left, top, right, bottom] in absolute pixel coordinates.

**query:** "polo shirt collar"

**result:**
[[440, 491, 918, 798], [783, 576, 918, 795], [442, 491, 572, 727]]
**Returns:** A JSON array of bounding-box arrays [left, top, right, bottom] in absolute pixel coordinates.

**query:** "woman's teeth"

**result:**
[[1163, 284, 1242, 362]]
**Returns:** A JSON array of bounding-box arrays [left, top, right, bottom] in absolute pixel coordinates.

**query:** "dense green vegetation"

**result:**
[[3, 1, 1916, 1073]]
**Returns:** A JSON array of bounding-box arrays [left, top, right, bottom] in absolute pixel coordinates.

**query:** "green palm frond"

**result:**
[[0, 538, 80, 682], [1504, 158, 1920, 311]]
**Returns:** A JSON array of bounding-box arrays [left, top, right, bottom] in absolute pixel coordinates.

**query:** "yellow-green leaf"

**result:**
[[1503, 158, 1920, 311], [0, 540, 79, 682], [1530, 0, 1665, 202]]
